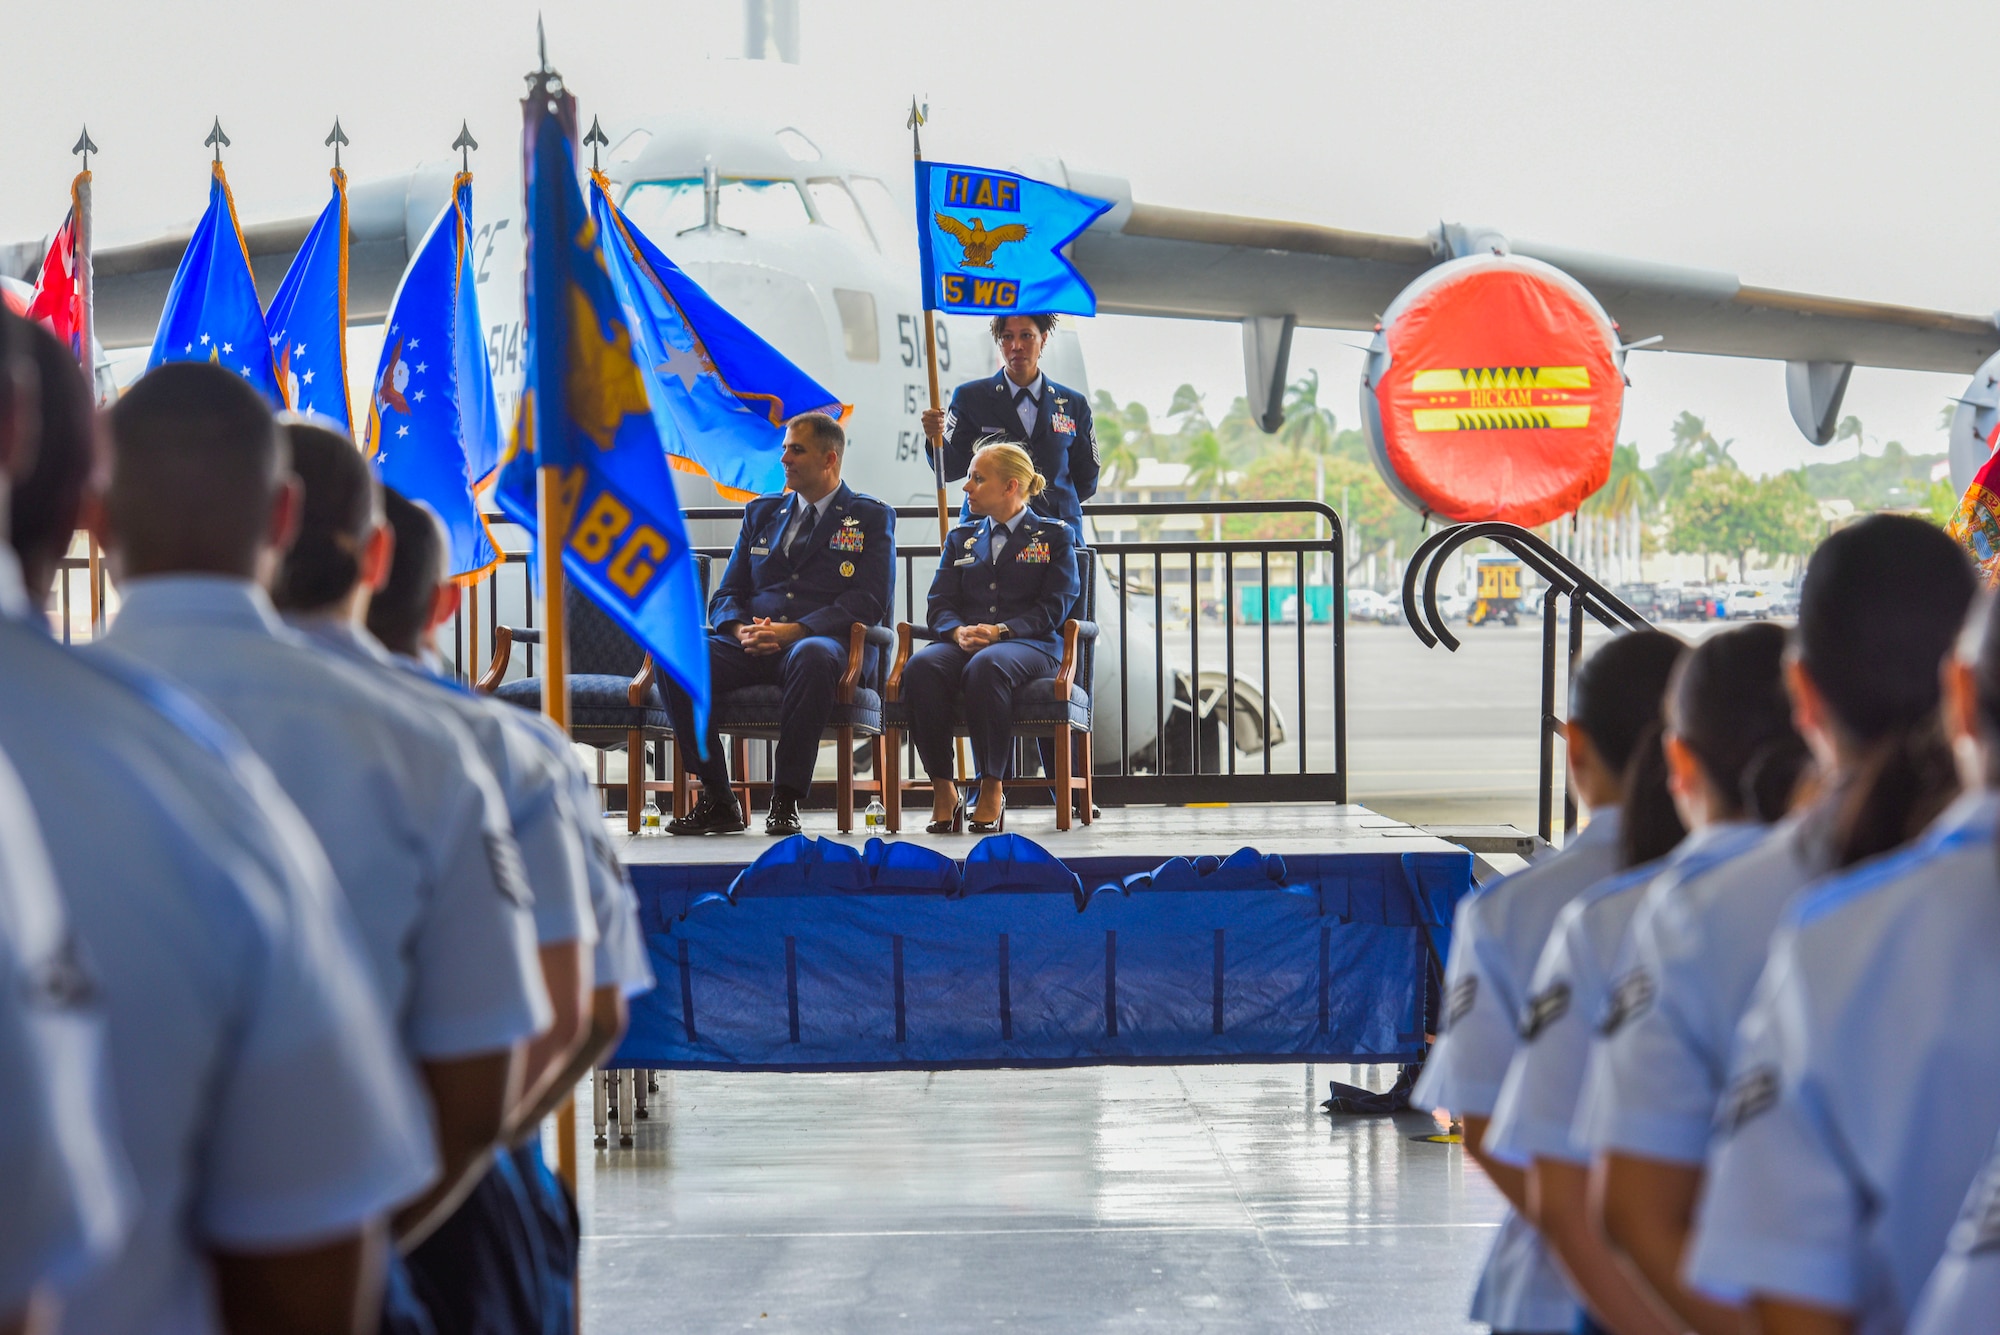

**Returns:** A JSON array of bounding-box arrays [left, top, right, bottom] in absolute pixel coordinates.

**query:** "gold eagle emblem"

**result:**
[[934, 214, 1030, 269]]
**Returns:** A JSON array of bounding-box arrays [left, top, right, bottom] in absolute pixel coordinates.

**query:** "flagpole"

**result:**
[[524, 48, 584, 1212], [73, 129, 104, 630], [908, 100, 971, 784]]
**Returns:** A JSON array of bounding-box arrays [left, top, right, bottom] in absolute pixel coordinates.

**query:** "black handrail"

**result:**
[[1401, 522, 1650, 843]]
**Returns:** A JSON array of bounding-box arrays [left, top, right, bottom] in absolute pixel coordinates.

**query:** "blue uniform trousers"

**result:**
[[404, 1149, 543, 1335], [904, 639, 1058, 783], [665, 631, 848, 797]]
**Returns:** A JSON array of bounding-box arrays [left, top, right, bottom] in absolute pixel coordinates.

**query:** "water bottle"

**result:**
[[864, 796, 886, 831], [640, 797, 664, 835]]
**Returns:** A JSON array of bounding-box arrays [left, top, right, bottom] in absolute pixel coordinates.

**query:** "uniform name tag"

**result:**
[[750, 546, 770, 557], [954, 556, 977, 566], [1017, 539, 1052, 564]]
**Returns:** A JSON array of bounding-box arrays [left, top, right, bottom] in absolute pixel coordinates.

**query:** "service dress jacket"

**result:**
[[927, 513, 1080, 661], [710, 482, 896, 648], [933, 370, 1098, 535]]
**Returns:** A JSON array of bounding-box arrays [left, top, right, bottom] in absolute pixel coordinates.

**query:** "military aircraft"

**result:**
[[9, 40, 2000, 767]]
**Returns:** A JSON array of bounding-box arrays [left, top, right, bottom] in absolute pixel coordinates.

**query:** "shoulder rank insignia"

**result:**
[[1017, 537, 1052, 564], [839, 560, 856, 578]]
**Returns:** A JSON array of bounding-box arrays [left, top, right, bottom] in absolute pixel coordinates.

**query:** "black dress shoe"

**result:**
[[925, 795, 966, 835], [969, 790, 1005, 835], [666, 787, 746, 836], [765, 789, 804, 837]]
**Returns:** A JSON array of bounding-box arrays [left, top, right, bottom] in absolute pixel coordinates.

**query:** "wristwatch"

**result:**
[[996, 624, 1012, 640]]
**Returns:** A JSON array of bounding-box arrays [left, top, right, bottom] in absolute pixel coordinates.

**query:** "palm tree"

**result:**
[[1183, 430, 1231, 502], [1092, 390, 1140, 490], [1166, 383, 1212, 434], [1583, 442, 1656, 516], [1834, 414, 1868, 459], [1280, 370, 1338, 456]]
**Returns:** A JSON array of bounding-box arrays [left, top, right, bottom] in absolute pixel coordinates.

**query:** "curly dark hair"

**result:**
[[988, 313, 1058, 340]]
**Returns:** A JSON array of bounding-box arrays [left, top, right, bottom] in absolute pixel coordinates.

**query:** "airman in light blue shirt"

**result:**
[[1687, 791, 2000, 1335], [0, 739, 129, 1326], [96, 364, 552, 1256], [0, 545, 435, 1335]]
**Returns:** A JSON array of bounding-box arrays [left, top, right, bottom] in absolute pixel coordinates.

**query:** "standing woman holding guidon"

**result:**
[[922, 314, 1098, 540], [903, 442, 1080, 833]]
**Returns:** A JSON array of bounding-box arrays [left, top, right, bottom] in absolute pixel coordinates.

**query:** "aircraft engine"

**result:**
[[1360, 253, 1625, 528]]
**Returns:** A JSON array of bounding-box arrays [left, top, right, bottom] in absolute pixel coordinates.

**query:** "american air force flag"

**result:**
[[365, 173, 504, 578], [147, 162, 281, 402], [589, 170, 842, 500], [916, 161, 1110, 317], [266, 168, 353, 429], [495, 82, 711, 739]]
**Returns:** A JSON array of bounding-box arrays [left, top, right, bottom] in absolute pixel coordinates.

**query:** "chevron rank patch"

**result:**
[[1519, 981, 1571, 1041], [1444, 976, 1478, 1031], [1598, 968, 1656, 1036], [1716, 1064, 1781, 1137]]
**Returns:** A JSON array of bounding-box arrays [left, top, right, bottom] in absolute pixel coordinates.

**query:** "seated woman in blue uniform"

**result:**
[[905, 442, 1081, 834]]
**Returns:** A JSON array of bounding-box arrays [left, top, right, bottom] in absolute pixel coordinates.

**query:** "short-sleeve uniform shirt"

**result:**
[[0, 740, 129, 1311], [290, 618, 595, 953], [0, 554, 433, 1335], [1908, 1125, 2000, 1335], [104, 577, 551, 1060], [1411, 809, 1624, 1333], [1575, 820, 1825, 1164], [1689, 794, 2000, 1334]]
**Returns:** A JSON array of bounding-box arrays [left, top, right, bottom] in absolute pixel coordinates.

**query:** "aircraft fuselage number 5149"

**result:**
[[896, 315, 951, 463]]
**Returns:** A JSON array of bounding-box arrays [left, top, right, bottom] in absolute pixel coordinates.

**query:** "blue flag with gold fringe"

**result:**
[[589, 173, 843, 500], [147, 163, 281, 402], [494, 83, 710, 742], [916, 161, 1111, 317], [365, 173, 502, 578], [266, 168, 352, 428]]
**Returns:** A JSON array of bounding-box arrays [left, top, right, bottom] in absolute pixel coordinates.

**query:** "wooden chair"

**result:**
[[880, 547, 1098, 833], [476, 557, 710, 833], [705, 621, 896, 833]]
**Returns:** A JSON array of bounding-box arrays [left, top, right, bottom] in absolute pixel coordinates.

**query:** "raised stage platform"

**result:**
[[606, 804, 1485, 1075]]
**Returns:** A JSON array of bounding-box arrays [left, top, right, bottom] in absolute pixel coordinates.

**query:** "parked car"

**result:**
[[1725, 587, 1779, 620], [1612, 583, 1661, 620], [1345, 589, 1403, 624]]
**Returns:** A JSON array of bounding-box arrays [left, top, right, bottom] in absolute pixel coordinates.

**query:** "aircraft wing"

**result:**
[[1067, 191, 2000, 376], [0, 167, 451, 349]]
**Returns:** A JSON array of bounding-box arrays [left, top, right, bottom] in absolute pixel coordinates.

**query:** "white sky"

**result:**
[[6, 0, 1994, 477]]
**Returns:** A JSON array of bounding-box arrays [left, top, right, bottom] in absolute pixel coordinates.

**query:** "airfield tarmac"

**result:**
[[559, 617, 1757, 1331]]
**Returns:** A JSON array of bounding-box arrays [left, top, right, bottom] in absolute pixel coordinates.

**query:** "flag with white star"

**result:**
[[266, 168, 352, 429], [588, 171, 843, 500], [145, 162, 281, 402], [364, 172, 501, 578]]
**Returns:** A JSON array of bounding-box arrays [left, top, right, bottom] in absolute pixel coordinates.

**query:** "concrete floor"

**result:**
[[568, 1063, 1498, 1333]]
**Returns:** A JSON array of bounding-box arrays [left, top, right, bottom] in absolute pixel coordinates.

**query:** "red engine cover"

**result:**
[[1368, 255, 1622, 528]]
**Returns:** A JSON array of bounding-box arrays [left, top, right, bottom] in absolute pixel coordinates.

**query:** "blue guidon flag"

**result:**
[[494, 78, 710, 745], [265, 168, 352, 428], [146, 162, 281, 402], [589, 170, 844, 501], [365, 172, 503, 579], [916, 161, 1111, 317]]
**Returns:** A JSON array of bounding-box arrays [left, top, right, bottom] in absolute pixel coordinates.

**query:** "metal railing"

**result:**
[[1402, 521, 1649, 842], [51, 499, 1348, 808]]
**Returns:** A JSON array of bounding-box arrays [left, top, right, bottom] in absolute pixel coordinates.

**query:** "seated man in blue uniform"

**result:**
[[904, 442, 1080, 834], [920, 313, 1098, 539], [664, 411, 895, 837]]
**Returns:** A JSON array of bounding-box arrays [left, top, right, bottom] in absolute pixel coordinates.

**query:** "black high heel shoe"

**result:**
[[969, 787, 1006, 835], [925, 793, 966, 836]]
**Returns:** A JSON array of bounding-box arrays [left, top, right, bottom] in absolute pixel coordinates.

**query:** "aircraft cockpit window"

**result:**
[[776, 128, 821, 162], [849, 177, 916, 265], [806, 180, 876, 251], [622, 178, 812, 238], [622, 179, 704, 236]]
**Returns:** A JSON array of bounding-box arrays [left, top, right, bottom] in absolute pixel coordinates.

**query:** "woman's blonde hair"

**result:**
[[973, 439, 1046, 498]]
